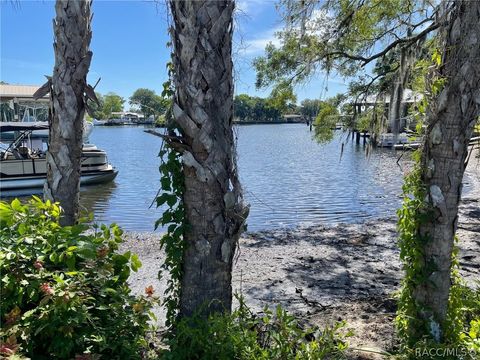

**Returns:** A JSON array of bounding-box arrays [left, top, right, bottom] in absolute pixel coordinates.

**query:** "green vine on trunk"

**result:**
[[155, 62, 187, 330], [395, 153, 467, 349], [395, 46, 475, 357], [156, 145, 185, 329], [396, 151, 435, 345], [395, 44, 442, 348]]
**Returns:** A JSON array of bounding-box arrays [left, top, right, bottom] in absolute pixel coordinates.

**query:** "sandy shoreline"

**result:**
[[120, 156, 479, 359]]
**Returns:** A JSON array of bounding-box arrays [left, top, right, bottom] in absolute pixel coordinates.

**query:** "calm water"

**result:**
[[79, 124, 408, 231]]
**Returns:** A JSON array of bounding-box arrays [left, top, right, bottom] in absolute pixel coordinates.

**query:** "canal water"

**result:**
[[80, 124, 409, 231]]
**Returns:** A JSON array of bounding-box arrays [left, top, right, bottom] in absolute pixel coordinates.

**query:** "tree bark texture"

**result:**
[[414, 0, 480, 341], [169, 0, 249, 318], [46, 0, 93, 226]]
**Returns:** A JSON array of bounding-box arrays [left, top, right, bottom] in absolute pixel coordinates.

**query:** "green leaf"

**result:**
[[11, 198, 22, 211], [104, 288, 117, 296], [161, 177, 171, 190], [167, 196, 177, 207], [156, 193, 169, 206], [113, 226, 123, 237], [18, 222, 27, 235], [66, 255, 76, 270], [131, 253, 142, 272], [77, 247, 96, 260]]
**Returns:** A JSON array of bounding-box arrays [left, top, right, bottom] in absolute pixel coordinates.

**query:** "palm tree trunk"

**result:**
[[46, 0, 93, 226], [169, 0, 248, 318], [414, 0, 480, 341]]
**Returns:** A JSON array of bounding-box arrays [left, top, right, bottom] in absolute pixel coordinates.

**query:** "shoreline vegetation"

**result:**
[[120, 153, 480, 359], [94, 118, 308, 128]]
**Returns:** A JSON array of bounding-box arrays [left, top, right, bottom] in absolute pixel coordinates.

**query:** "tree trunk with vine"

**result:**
[[414, 0, 480, 341], [42, 0, 93, 226], [169, 0, 248, 318]]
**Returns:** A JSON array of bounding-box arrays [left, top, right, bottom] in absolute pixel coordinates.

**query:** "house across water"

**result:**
[[352, 89, 423, 133], [110, 111, 148, 124], [0, 83, 50, 122]]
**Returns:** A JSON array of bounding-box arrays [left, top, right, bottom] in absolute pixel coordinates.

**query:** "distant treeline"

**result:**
[[233, 94, 345, 124], [233, 94, 284, 122], [87, 89, 342, 126], [88, 88, 168, 121]]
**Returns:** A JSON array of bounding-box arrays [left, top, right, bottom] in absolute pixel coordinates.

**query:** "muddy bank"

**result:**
[[120, 158, 479, 359]]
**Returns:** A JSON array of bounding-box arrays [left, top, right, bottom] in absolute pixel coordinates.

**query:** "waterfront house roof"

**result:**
[[111, 111, 145, 119], [0, 84, 49, 101], [353, 89, 422, 106]]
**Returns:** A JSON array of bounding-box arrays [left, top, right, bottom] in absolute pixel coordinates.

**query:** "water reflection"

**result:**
[[84, 125, 163, 231], [79, 181, 117, 220], [236, 124, 409, 230]]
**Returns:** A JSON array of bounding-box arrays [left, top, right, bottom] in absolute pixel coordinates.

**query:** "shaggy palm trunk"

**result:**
[[169, 0, 248, 318], [46, 0, 92, 226], [414, 0, 480, 341]]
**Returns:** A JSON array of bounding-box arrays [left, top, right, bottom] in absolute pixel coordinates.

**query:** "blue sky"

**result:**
[[1, 0, 347, 105]]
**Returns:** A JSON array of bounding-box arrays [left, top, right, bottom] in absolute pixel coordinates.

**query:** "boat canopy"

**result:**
[[0, 122, 49, 133]]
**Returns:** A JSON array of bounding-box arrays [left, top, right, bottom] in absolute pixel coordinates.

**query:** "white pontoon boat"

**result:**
[[0, 122, 117, 195]]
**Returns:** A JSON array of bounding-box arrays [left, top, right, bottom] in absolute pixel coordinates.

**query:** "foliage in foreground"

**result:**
[[394, 283, 480, 360], [0, 197, 157, 359], [162, 297, 352, 360], [396, 153, 480, 359]]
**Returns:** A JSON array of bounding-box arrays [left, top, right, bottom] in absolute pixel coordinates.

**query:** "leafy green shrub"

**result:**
[[0, 197, 157, 359], [162, 296, 351, 359], [456, 283, 480, 356], [462, 319, 480, 356], [396, 282, 480, 359]]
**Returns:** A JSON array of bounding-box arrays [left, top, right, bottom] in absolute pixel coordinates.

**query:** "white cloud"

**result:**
[[237, 27, 282, 56], [235, 0, 250, 14], [304, 9, 331, 36], [236, 0, 272, 17], [235, 7, 333, 57]]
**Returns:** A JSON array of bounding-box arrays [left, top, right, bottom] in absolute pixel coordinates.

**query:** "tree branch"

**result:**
[[325, 22, 441, 67], [352, 64, 399, 106]]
